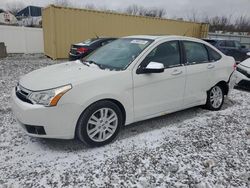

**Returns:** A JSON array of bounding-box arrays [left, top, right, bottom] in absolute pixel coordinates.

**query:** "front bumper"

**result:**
[[11, 89, 80, 139]]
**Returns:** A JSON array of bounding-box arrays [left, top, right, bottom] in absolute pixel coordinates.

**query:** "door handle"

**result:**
[[207, 64, 215, 69], [171, 69, 182, 75]]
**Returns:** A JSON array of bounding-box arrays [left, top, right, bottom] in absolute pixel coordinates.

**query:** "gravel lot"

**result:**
[[0, 54, 250, 188]]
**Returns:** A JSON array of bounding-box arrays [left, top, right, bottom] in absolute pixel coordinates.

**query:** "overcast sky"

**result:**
[[0, 0, 249, 19]]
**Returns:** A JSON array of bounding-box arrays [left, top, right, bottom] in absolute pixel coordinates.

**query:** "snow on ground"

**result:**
[[0, 54, 250, 187]]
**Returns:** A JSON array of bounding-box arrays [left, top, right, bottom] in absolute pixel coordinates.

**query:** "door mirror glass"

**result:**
[[241, 45, 246, 49], [137, 62, 164, 74]]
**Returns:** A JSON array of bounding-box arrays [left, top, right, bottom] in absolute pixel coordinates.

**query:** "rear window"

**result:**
[[82, 38, 99, 45]]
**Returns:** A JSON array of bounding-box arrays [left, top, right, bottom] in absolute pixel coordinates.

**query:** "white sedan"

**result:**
[[234, 56, 250, 89], [12, 35, 235, 146]]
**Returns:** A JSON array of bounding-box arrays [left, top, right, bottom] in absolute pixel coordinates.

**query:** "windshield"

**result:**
[[83, 38, 153, 70]]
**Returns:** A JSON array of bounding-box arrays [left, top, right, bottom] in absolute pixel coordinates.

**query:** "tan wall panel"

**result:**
[[43, 5, 209, 59]]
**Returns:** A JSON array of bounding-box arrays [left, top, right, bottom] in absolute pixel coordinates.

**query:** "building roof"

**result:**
[[16, 6, 42, 17]]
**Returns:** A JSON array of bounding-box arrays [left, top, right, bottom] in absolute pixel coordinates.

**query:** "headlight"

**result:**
[[28, 84, 72, 106]]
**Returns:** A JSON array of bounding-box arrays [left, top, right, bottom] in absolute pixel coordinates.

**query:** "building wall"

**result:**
[[42, 5, 209, 59], [0, 25, 44, 53]]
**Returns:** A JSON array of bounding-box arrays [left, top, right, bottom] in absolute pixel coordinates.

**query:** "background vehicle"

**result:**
[[203, 39, 250, 63], [69, 37, 117, 60], [12, 36, 235, 147], [234, 55, 250, 89]]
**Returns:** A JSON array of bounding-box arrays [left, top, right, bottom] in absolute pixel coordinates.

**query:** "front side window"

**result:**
[[84, 38, 153, 70], [141, 41, 181, 68], [183, 41, 209, 64]]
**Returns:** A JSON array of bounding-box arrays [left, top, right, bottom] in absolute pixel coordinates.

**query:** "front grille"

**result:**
[[237, 67, 250, 78], [15, 85, 33, 104], [25, 125, 46, 135]]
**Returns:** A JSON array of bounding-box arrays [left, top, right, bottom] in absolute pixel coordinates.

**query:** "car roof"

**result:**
[[204, 38, 238, 42], [124, 35, 205, 43]]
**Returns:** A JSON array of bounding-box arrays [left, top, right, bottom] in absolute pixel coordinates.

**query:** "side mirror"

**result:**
[[137, 62, 164, 74], [241, 45, 246, 49], [247, 52, 250, 56]]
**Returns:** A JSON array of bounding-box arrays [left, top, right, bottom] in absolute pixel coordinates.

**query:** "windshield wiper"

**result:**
[[85, 60, 105, 69], [80, 60, 90, 67]]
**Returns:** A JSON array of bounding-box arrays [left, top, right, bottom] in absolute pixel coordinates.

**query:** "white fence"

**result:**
[[208, 32, 250, 48], [0, 25, 44, 53]]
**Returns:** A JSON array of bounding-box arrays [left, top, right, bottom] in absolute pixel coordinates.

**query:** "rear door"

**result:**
[[182, 41, 212, 107]]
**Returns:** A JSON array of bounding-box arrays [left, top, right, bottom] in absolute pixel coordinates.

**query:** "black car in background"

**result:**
[[69, 37, 117, 60], [203, 39, 250, 63]]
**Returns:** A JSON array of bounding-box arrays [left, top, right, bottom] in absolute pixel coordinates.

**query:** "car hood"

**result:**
[[239, 58, 250, 68], [19, 60, 117, 91]]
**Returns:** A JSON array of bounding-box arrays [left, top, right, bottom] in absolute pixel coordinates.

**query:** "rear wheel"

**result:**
[[205, 85, 224, 111], [76, 100, 123, 147]]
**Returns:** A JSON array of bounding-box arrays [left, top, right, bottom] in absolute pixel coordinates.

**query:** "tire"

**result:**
[[76, 100, 123, 147], [205, 85, 224, 111]]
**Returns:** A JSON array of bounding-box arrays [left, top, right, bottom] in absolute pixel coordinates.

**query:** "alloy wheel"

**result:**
[[210, 86, 223, 109], [86, 108, 118, 142]]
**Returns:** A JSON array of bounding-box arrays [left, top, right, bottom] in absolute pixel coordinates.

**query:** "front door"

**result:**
[[133, 41, 186, 120]]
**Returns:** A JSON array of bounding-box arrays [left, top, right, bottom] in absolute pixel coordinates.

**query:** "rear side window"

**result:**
[[220, 40, 236, 48], [206, 46, 222, 61], [183, 41, 209, 64], [226, 41, 236, 48], [219, 41, 227, 47]]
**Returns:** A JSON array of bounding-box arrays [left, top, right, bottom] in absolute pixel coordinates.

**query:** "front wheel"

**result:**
[[205, 85, 224, 111], [76, 100, 123, 147]]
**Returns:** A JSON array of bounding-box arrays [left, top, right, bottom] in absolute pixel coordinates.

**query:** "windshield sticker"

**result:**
[[130, 40, 148, 45]]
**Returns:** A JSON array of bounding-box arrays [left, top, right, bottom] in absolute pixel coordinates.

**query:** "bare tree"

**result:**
[[126, 5, 140, 15], [6, 1, 25, 15], [84, 4, 96, 10], [53, 0, 72, 7], [187, 10, 199, 22], [125, 5, 166, 18], [235, 15, 250, 32]]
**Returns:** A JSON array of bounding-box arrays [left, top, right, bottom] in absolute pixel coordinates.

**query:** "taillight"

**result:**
[[233, 63, 237, 70], [77, 47, 89, 53]]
